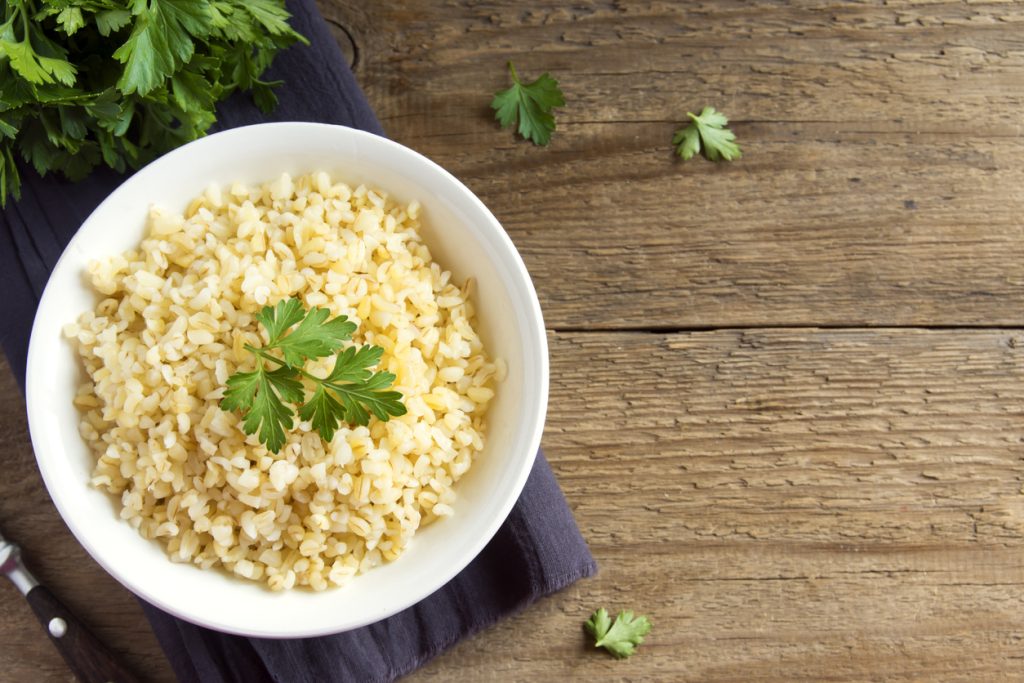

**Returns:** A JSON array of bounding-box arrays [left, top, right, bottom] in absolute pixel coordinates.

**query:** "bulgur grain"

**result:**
[[66, 173, 496, 591]]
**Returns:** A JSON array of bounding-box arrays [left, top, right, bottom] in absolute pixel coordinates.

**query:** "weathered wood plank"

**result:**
[[408, 328, 1024, 681], [5, 327, 1024, 681], [5, 1, 1024, 680], [321, 0, 1024, 328]]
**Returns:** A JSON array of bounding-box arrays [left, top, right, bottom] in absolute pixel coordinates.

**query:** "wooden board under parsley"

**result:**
[[4, 1, 1024, 681]]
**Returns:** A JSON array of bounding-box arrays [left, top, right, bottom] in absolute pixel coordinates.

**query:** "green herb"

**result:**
[[491, 61, 565, 146], [221, 298, 406, 453], [673, 106, 741, 162], [0, 0, 308, 206], [584, 608, 652, 659]]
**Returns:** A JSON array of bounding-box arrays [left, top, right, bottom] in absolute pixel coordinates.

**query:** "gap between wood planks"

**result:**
[[552, 323, 1024, 334]]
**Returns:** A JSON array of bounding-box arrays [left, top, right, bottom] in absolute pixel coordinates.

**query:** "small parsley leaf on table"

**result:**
[[491, 61, 565, 146], [221, 298, 405, 453], [584, 608, 653, 659], [673, 106, 742, 162]]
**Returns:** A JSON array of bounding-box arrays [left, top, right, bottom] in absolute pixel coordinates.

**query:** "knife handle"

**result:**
[[25, 585, 140, 683]]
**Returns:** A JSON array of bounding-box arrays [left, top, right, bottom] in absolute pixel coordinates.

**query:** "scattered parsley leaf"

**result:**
[[222, 298, 405, 453], [584, 608, 652, 659], [673, 106, 742, 162], [491, 61, 565, 146], [673, 124, 701, 161]]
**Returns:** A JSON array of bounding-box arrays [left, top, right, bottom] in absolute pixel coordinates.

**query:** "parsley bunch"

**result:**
[[221, 298, 406, 453], [0, 0, 307, 206]]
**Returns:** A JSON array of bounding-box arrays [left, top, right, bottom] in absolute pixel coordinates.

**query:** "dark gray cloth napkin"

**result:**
[[0, 2, 596, 681]]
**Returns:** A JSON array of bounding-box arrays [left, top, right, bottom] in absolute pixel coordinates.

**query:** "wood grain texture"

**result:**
[[4, 1, 1024, 681], [7, 328, 1024, 681], [413, 328, 1024, 682], [320, 0, 1024, 329]]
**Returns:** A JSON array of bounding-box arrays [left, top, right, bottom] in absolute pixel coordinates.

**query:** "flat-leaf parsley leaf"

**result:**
[[673, 106, 741, 162], [221, 298, 406, 453], [222, 365, 304, 454], [491, 61, 565, 146], [584, 608, 652, 659], [255, 297, 357, 368], [299, 345, 405, 443]]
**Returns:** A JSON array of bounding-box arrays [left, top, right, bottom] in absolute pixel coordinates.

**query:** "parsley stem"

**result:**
[[245, 344, 385, 398], [245, 344, 323, 383], [226, 299, 405, 451], [507, 60, 519, 84], [19, 4, 30, 42]]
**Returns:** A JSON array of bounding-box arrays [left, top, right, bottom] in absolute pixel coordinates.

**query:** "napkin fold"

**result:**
[[0, 1, 596, 681]]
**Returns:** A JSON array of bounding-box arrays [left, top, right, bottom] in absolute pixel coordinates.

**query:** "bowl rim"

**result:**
[[24, 121, 549, 637]]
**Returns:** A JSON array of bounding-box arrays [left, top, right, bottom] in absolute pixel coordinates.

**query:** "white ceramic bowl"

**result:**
[[24, 122, 548, 637]]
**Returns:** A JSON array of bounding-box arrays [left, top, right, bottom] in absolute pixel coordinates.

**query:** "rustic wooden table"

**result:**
[[4, 1, 1024, 681]]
